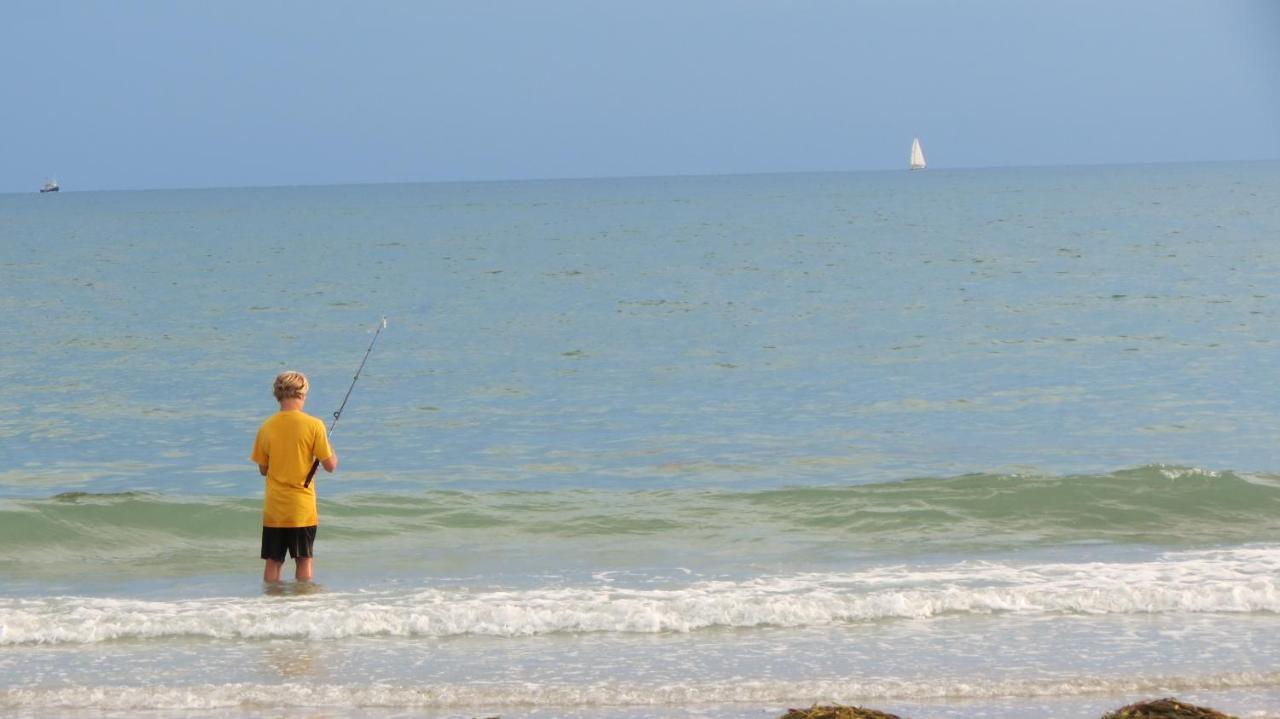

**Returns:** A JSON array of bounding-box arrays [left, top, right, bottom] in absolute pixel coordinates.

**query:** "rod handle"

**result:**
[[303, 459, 320, 488]]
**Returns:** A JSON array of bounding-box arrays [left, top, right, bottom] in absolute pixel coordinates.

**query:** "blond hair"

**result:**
[[273, 371, 309, 402]]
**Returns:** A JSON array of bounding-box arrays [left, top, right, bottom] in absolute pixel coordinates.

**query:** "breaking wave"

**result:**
[[5, 545, 1280, 645], [2, 466, 1278, 571]]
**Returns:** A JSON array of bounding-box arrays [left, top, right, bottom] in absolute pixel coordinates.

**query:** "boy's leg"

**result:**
[[262, 527, 285, 582], [294, 526, 316, 581]]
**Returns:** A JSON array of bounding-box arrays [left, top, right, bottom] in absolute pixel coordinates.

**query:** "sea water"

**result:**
[[2, 162, 1280, 718]]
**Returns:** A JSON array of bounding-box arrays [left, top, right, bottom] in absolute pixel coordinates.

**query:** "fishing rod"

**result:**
[[304, 317, 387, 488]]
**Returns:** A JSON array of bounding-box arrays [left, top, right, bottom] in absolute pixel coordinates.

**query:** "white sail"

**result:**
[[910, 138, 926, 170]]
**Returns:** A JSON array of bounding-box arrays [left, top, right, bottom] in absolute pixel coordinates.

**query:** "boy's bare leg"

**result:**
[[263, 559, 284, 583], [295, 557, 313, 582]]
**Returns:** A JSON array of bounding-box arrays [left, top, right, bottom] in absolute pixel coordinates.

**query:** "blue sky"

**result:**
[[3, 1, 1278, 192]]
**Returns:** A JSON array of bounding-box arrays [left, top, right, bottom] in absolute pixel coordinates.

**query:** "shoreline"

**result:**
[[3, 684, 1277, 719]]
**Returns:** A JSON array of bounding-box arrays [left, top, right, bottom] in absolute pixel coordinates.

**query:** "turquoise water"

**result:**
[[3, 163, 1280, 717]]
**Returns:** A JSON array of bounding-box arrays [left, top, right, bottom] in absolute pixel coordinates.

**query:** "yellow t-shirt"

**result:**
[[250, 410, 334, 528]]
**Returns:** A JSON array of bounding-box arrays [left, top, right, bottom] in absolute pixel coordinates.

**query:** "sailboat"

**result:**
[[909, 138, 926, 171]]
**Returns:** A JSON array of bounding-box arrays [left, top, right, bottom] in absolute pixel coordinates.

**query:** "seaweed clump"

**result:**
[[777, 698, 1238, 719], [1100, 698, 1237, 719], [780, 706, 904, 719]]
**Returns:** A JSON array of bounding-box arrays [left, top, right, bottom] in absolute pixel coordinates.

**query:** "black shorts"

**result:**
[[261, 525, 317, 561]]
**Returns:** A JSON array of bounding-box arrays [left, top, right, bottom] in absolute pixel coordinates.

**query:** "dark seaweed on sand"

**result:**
[[777, 698, 1238, 719], [780, 707, 904, 719], [1100, 698, 1238, 719]]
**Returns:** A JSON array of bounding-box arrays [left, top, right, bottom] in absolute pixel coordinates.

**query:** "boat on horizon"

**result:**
[[40, 178, 59, 193], [909, 138, 926, 171]]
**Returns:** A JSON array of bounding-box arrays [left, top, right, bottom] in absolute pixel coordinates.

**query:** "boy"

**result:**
[[250, 371, 338, 582]]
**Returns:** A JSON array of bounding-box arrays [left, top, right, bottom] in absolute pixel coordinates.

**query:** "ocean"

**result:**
[[2, 162, 1280, 718]]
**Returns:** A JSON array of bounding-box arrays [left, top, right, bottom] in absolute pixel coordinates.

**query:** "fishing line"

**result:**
[[304, 317, 387, 488]]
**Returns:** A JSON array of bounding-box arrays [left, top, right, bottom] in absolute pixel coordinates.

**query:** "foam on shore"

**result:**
[[5, 547, 1280, 644], [4, 673, 1280, 711]]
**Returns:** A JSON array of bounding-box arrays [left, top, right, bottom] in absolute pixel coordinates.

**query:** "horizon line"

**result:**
[[5, 156, 1277, 196]]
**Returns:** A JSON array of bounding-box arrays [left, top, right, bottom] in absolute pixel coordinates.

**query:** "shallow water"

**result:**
[[3, 162, 1280, 717]]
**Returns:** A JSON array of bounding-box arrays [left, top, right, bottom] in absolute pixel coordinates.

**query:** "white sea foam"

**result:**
[[3, 673, 1279, 710], [3, 547, 1280, 645]]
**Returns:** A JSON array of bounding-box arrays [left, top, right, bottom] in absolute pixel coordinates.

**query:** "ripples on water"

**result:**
[[3, 162, 1280, 717], [2, 163, 1279, 498]]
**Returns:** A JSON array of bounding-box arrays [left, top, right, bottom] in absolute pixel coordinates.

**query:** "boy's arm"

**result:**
[[314, 421, 337, 473], [250, 425, 269, 476]]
